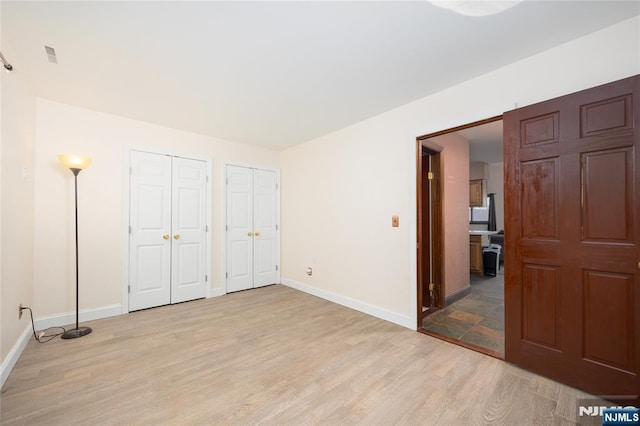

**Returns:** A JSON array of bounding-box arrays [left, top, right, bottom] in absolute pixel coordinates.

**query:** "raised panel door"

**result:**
[[253, 169, 278, 288], [129, 151, 172, 311], [505, 75, 640, 403], [171, 157, 207, 303], [226, 165, 253, 292]]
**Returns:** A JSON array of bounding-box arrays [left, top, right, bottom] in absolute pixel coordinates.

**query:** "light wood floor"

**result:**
[[1, 285, 600, 425]]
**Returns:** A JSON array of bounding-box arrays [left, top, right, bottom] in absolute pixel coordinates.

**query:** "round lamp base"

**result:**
[[61, 327, 92, 339]]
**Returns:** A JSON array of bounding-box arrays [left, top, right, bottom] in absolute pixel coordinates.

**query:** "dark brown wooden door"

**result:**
[[504, 75, 640, 403], [421, 153, 432, 311]]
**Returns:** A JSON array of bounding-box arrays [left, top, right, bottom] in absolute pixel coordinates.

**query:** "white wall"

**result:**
[[280, 113, 413, 325], [33, 99, 279, 318], [1, 55, 36, 372], [469, 162, 488, 180], [280, 16, 640, 329]]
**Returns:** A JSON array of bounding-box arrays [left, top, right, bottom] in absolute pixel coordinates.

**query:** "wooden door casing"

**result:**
[[504, 75, 640, 403]]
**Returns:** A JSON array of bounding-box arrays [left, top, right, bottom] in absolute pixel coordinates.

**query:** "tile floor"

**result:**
[[423, 271, 504, 355]]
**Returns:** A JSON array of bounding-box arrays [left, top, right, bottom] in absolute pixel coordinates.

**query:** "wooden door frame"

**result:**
[[416, 141, 443, 326], [416, 115, 502, 329]]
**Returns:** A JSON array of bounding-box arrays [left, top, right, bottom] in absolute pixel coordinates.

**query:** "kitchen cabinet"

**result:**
[[469, 179, 487, 207], [469, 179, 485, 207], [470, 234, 483, 275]]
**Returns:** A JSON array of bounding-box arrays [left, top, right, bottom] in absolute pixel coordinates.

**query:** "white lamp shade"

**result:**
[[58, 154, 92, 170]]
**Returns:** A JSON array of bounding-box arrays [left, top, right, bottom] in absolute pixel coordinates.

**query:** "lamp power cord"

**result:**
[[20, 306, 66, 343]]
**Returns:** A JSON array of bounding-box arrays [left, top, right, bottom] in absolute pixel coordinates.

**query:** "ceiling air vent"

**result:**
[[44, 45, 57, 64]]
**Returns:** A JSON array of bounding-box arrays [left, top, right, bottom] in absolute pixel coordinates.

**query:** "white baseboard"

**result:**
[[280, 278, 413, 329], [1, 305, 123, 388], [34, 304, 122, 331], [1, 324, 32, 388]]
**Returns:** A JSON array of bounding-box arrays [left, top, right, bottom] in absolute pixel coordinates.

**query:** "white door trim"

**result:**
[[122, 147, 212, 314], [222, 161, 280, 294]]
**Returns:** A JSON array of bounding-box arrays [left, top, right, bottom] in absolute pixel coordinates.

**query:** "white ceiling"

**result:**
[[2, 1, 638, 151]]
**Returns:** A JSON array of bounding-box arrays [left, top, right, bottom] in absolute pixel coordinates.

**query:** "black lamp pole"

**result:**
[[61, 166, 92, 339]]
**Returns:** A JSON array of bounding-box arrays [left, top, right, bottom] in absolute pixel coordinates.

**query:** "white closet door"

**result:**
[[226, 165, 253, 292], [171, 157, 207, 303], [253, 169, 278, 288], [129, 151, 172, 311]]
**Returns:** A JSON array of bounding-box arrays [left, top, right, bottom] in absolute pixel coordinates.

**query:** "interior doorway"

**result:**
[[416, 116, 505, 358], [416, 75, 640, 402]]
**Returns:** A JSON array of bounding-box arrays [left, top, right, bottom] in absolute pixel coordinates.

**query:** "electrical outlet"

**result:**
[[306, 267, 313, 276], [19, 303, 23, 319]]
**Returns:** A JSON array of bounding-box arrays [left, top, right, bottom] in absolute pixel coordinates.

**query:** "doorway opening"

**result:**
[[416, 115, 505, 359]]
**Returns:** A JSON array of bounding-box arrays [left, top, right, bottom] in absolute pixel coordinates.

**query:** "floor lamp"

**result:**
[[58, 154, 93, 339]]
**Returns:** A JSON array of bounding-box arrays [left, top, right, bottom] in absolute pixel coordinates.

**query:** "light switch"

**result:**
[[392, 215, 399, 227]]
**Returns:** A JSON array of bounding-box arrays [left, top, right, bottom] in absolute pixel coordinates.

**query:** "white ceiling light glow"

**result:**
[[430, 1, 523, 17]]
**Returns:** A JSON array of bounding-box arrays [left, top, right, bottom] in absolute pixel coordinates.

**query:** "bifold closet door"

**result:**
[[252, 169, 278, 288], [129, 151, 172, 311], [226, 165, 278, 293], [129, 151, 207, 311], [171, 157, 207, 304]]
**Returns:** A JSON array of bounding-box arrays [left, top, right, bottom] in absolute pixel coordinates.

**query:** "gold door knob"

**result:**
[[255, 231, 261, 236], [173, 234, 180, 240], [163, 234, 170, 240], [248, 232, 253, 237]]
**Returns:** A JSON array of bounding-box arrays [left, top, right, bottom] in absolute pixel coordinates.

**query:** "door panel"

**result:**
[[522, 264, 561, 350], [231, 241, 250, 276], [226, 165, 253, 292], [582, 148, 633, 243], [520, 158, 559, 239], [129, 151, 172, 311], [171, 157, 207, 303], [505, 75, 640, 403], [583, 270, 634, 372], [253, 169, 278, 288], [580, 94, 633, 137]]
